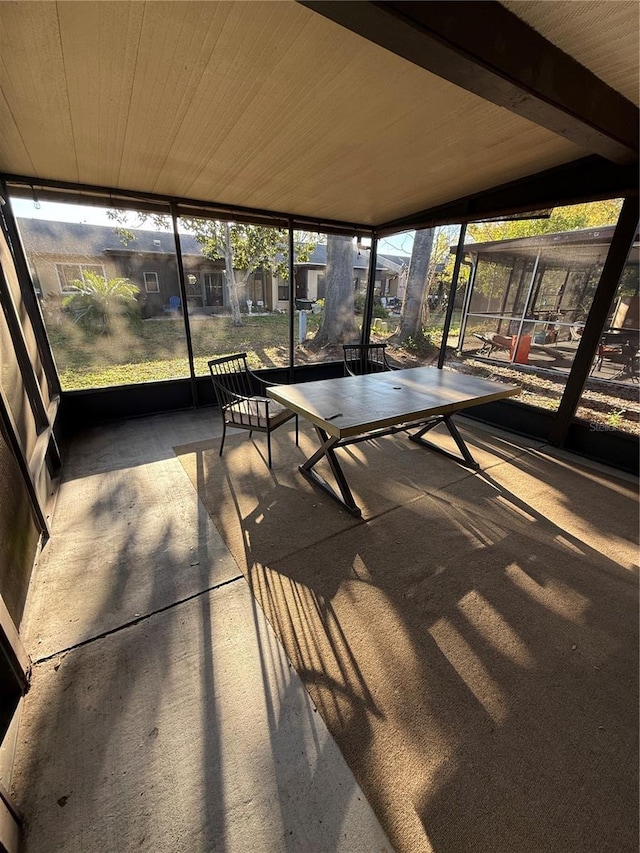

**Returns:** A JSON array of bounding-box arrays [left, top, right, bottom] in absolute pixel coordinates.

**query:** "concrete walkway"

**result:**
[[11, 410, 393, 853]]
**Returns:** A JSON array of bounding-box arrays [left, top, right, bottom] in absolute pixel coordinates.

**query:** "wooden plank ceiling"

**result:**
[[0, 1, 637, 229]]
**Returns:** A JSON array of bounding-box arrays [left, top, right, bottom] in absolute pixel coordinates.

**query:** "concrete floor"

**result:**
[[10, 409, 393, 853]]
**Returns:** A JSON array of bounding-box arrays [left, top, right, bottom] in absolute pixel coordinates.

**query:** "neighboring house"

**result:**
[[17, 218, 406, 316], [17, 219, 226, 317], [291, 243, 405, 308]]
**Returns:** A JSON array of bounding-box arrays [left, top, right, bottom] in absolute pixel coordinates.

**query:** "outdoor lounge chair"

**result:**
[[473, 332, 512, 356], [208, 353, 298, 468], [343, 343, 395, 376], [163, 295, 181, 314]]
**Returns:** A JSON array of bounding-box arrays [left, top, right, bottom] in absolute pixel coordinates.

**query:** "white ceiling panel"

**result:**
[[0, 1, 635, 227]]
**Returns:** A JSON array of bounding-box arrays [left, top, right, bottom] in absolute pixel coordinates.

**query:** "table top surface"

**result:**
[[268, 366, 521, 438]]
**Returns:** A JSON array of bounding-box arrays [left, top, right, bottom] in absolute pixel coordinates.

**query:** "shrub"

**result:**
[[62, 271, 140, 334], [353, 292, 389, 318]]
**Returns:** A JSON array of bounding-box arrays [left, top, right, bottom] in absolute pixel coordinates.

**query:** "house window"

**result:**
[[278, 282, 290, 301], [144, 272, 160, 293], [56, 263, 105, 293]]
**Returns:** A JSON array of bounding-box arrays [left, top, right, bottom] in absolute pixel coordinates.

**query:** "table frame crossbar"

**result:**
[[298, 414, 479, 517]]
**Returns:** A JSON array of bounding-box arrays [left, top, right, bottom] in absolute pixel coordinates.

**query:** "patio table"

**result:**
[[267, 366, 521, 516]]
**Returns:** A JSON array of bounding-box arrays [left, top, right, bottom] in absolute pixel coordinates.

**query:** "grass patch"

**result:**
[[46, 312, 638, 436], [49, 313, 326, 389]]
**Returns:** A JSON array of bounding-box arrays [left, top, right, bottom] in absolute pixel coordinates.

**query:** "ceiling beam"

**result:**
[[300, 0, 639, 165], [1, 173, 374, 238], [376, 156, 639, 235]]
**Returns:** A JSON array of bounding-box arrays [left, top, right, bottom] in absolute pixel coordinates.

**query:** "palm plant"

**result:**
[[62, 271, 139, 334]]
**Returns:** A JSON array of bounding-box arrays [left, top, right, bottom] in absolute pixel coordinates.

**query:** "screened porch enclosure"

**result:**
[[0, 2, 638, 852], [458, 224, 639, 384]]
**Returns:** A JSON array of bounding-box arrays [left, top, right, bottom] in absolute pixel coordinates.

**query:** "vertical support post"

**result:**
[[361, 233, 378, 345], [438, 223, 466, 369], [288, 221, 295, 383], [0, 263, 49, 432], [170, 203, 198, 407], [457, 256, 476, 351], [554, 268, 571, 312], [510, 249, 540, 364], [0, 182, 61, 398], [549, 194, 639, 446], [496, 260, 519, 335]]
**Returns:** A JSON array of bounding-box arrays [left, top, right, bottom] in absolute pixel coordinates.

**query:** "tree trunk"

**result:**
[[224, 222, 242, 326], [394, 228, 435, 344], [311, 235, 359, 347]]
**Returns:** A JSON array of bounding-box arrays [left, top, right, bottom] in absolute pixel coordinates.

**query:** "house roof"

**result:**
[[0, 2, 637, 232], [304, 243, 403, 273], [460, 225, 640, 266], [16, 219, 203, 258], [17, 217, 404, 273]]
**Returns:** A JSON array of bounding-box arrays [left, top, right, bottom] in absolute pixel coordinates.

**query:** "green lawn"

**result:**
[[48, 312, 321, 389], [44, 311, 638, 437]]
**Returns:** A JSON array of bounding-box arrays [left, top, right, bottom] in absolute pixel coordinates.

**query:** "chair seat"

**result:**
[[226, 396, 293, 429]]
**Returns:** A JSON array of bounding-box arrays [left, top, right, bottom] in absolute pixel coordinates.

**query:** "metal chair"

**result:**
[[592, 338, 639, 382], [343, 343, 394, 376], [208, 353, 298, 468]]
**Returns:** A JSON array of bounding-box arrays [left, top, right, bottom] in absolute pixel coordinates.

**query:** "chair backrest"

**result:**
[[343, 343, 391, 376], [208, 353, 260, 413], [169, 295, 181, 310]]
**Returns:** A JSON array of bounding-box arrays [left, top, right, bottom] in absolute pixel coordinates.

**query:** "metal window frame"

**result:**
[[143, 271, 160, 293], [1, 174, 637, 462], [55, 262, 106, 294], [550, 195, 640, 445]]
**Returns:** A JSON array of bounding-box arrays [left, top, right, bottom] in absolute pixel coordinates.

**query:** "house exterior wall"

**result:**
[[113, 253, 181, 316], [307, 269, 324, 300], [270, 265, 400, 311], [30, 253, 121, 300], [31, 248, 229, 317], [23, 220, 403, 317], [272, 273, 291, 312]]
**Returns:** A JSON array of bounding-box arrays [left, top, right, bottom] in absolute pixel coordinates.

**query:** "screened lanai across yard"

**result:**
[[458, 225, 639, 381]]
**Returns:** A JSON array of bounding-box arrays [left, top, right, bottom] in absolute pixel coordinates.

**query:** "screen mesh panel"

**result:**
[[0, 305, 38, 461], [0, 426, 39, 628], [0, 235, 50, 408]]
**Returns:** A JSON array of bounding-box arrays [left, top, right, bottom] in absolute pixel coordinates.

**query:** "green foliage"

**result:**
[[107, 208, 316, 283], [62, 271, 139, 334], [430, 225, 461, 288], [618, 264, 639, 299], [467, 199, 623, 243], [605, 408, 626, 428], [353, 292, 366, 314], [181, 220, 315, 282], [353, 293, 388, 317], [403, 330, 437, 356]]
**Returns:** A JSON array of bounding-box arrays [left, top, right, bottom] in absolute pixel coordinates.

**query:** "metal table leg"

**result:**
[[298, 426, 362, 517], [408, 415, 479, 469]]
